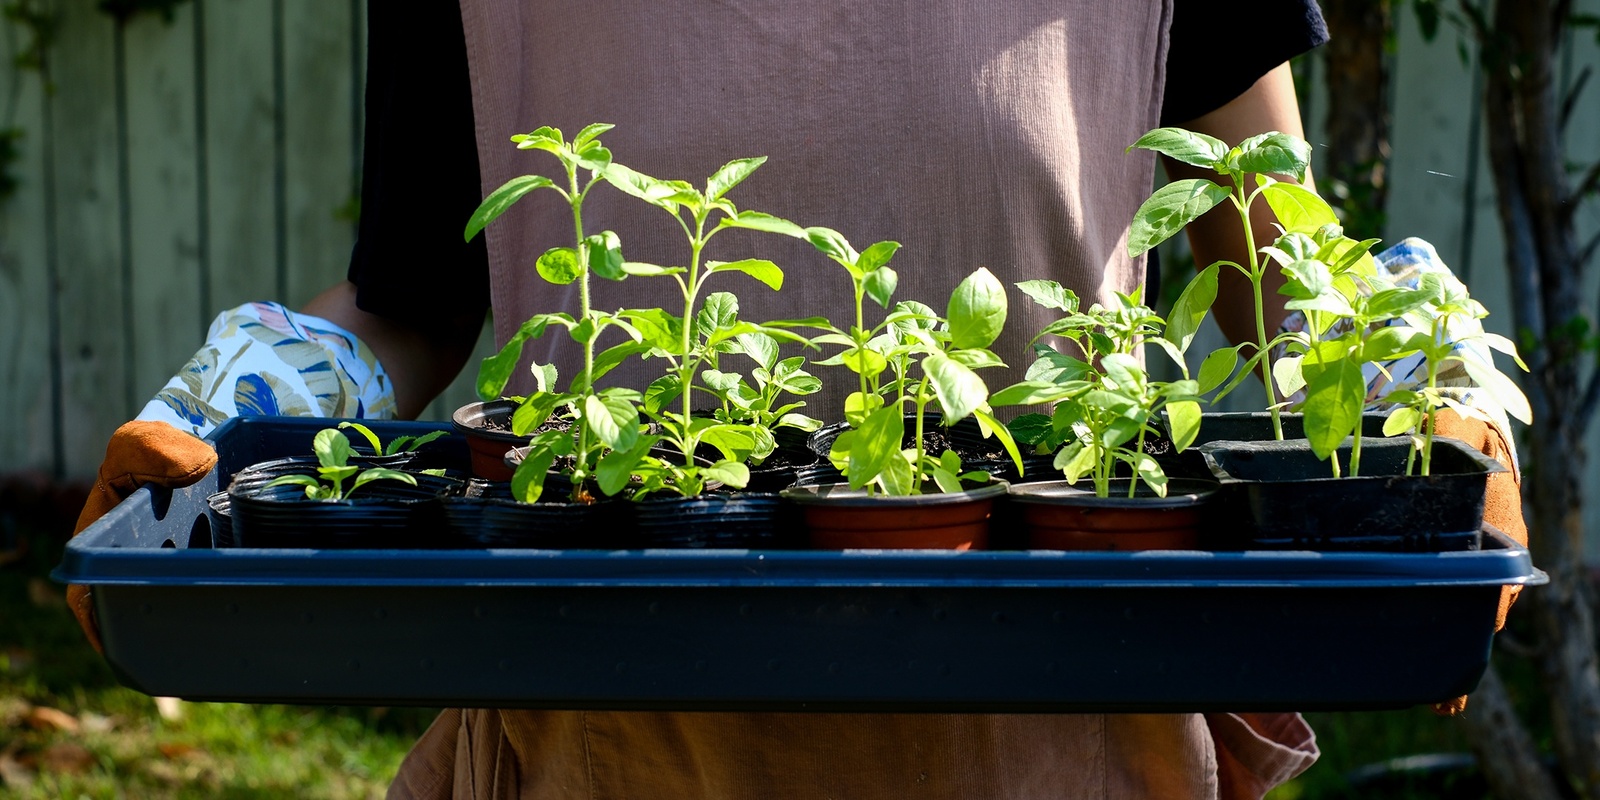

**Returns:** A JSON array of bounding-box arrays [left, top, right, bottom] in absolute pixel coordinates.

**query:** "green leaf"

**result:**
[[1458, 355, 1533, 424], [1272, 354, 1306, 398], [1166, 264, 1219, 354], [857, 241, 901, 272], [584, 231, 625, 281], [990, 380, 1077, 407], [1477, 332, 1529, 371], [707, 258, 783, 291], [1054, 441, 1097, 483], [1014, 280, 1078, 312], [948, 348, 1006, 371], [350, 468, 416, 496], [719, 210, 807, 238], [572, 122, 612, 149], [620, 262, 685, 277], [702, 460, 751, 490], [706, 156, 765, 200], [1234, 132, 1312, 182], [842, 347, 888, 379], [1127, 127, 1229, 169], [972, 407, 1025, 473], [511, 126, 563, 152], [1132, 454, 1168, 497], [1099, 353, 1146, 392], [1007, 412, 1055, 446], [1260, 182, 1338, 236], [464, 175, 556, 241], [582, 394, 639, 450], [923, 353, 988, 423], [337, 421, 383, 454], [1362, 326, 1427, 362], [644, 375, 682, 415], [805, 226, 859, 266], [510, 444, 558, 503], [947, 267, 1007, 349], [536, 246, 582, 285], [1301, 357, 1365, 460], [696, 292, 741, 339], [863, 267, 898, 308], [1165, 400, 1202, 451], [931, 466, 964, 494], [1198, 346, 1242, 394], [511, 391, 563, 435], [699, 369, 744, 395], [699, 426, 760, 462], [599, 163, 684, 212], [313, 428, 354, 468], [1384, 406, 1423, 437], [848, 406, 905, 490], [1127, 179, 1232, 258], [1366, 287, 1433, 321], [598, 435, 657, 497], [736, 332, 780, 371]]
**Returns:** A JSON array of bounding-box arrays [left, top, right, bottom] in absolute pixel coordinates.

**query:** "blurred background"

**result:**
[[1, 0, 1597, 797]]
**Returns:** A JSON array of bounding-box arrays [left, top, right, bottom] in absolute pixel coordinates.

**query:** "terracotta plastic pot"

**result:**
[[451, 400, 531, 482], [780, 481, 1008, 550], [1006, 478, 1217, 551]]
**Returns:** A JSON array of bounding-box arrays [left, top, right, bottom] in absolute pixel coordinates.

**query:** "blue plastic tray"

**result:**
[[54, 416, 1546, 712]]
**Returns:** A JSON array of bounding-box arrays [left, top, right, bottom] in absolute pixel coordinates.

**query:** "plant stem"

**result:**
[[1423, 320, 1443, 477], [680, 214, 708, 469], [914, 376, 930, 494], [1236, 184, 1283, 440], [570, 167, 595, 497]]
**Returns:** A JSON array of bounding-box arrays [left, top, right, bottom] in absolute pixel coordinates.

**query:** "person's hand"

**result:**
[[68, 421, 217, 654], [1430, 407, 1526, 716]]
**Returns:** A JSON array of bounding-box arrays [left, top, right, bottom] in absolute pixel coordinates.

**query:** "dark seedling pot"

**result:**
[[227, 458, 461, 549], [631, 492, 802, 549], [441, 478, 630, 549], [1199, 435, 1504, 551], [1004, 478, 1217, 551], [781, 481, 1009, 550]]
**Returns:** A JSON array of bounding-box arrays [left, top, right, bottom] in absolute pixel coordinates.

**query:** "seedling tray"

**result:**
[[54, 417, 1545, 713]]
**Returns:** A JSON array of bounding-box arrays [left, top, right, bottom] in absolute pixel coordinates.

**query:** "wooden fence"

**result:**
[[1, 1, 1597, 553]]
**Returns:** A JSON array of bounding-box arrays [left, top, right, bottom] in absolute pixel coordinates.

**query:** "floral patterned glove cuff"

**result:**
[[135, 301, 397, 437]]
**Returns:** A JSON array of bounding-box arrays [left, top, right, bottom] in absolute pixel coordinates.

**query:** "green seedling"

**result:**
[[264, 426, 419, 501], [995, 283, 1205, 498], [793, 227, 1020, 495]]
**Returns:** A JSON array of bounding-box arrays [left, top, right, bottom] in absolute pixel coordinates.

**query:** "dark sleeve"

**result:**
[[346, 0, 490, 324], [1161, 0, 1330, 126]]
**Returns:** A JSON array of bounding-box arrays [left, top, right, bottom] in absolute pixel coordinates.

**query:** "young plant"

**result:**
[[594, 159, 815, 497], [994, 283, 1204, 498], [1125, 127, 1320, 440], [336, 421, 448, 457], [698, 325, 824, 455], [794, 227, 1021, 495], [463, 123, 651, 504], [263, 426, 419, 501], [1377, 272, 1532, 475]]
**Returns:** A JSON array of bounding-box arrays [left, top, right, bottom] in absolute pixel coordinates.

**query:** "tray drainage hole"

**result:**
[[187, 515, 213, 549], [160, 539, 177, 549]]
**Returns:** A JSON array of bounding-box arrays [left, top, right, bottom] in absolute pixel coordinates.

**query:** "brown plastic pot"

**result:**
[[780, 481, 1009, 550], [1006, 478, 1216, 551], [451, 400, 530, 482]]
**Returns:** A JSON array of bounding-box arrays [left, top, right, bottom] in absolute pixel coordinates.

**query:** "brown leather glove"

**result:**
[[68, 421, 217, 654], [1429, 408, 1526, 716]]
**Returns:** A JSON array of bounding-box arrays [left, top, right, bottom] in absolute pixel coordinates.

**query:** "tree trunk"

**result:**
[[1320, 0, 1393, 234], [1458, 662, 1566, 800], [1474, 0, 1600, 796]]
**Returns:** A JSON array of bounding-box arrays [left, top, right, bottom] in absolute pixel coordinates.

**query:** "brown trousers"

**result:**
[[386, 709, 1317, 799]]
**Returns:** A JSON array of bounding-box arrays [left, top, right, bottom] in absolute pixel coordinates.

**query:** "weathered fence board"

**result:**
[[0, 4, 56, 473], [51, 1, 128, 477], [123, 6, 205, 408], [281, 0, 355, 309]]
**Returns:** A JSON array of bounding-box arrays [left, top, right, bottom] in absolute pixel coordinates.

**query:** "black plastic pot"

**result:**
[[441, 479, 629, 549], [743, 426, 820, 493], [1199, 436, 1504, 551], [631, 493, 801, 549], [228, 469, 461, 549], [205, 491, 234, 547]]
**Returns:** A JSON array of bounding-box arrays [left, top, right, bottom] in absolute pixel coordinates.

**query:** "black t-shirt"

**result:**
[[347, 1, 1329, 323]]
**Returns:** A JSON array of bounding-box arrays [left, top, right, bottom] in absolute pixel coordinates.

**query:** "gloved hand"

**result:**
[[1430, 407, 1525, 716], [68, 420, 217, 654], [67, 300, 396, 654]]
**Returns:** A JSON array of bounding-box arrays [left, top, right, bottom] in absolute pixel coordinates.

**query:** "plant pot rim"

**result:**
[[451, 399, 528, 444], [1007, 478, 1216, 509], [781, 480, 1009, 507], [1198, 435, 1506, 484]]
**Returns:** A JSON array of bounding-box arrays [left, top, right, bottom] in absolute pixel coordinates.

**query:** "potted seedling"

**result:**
[[592, 156, 818, 547], [695, 323, 824, 492], [458, 123, 651, 511], [778, 228, 1021, 550], [993, 282, 1216, 550], [228, 423, 459, 549]]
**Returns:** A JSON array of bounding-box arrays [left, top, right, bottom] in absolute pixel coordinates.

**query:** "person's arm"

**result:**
[[300, 280, 483, 421], [1163, 62, 1310, 350]]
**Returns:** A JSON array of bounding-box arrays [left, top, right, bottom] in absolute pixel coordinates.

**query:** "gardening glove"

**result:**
[[68, 301, 396, 653]]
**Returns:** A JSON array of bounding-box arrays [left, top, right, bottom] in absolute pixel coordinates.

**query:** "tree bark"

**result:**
[[1321, 0, 1393, 234], [1458, 662, 1566, 800], [1473, 1, 1600, 796]]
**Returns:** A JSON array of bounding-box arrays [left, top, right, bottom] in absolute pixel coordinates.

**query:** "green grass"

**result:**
[[1, 520, 435, 799]]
